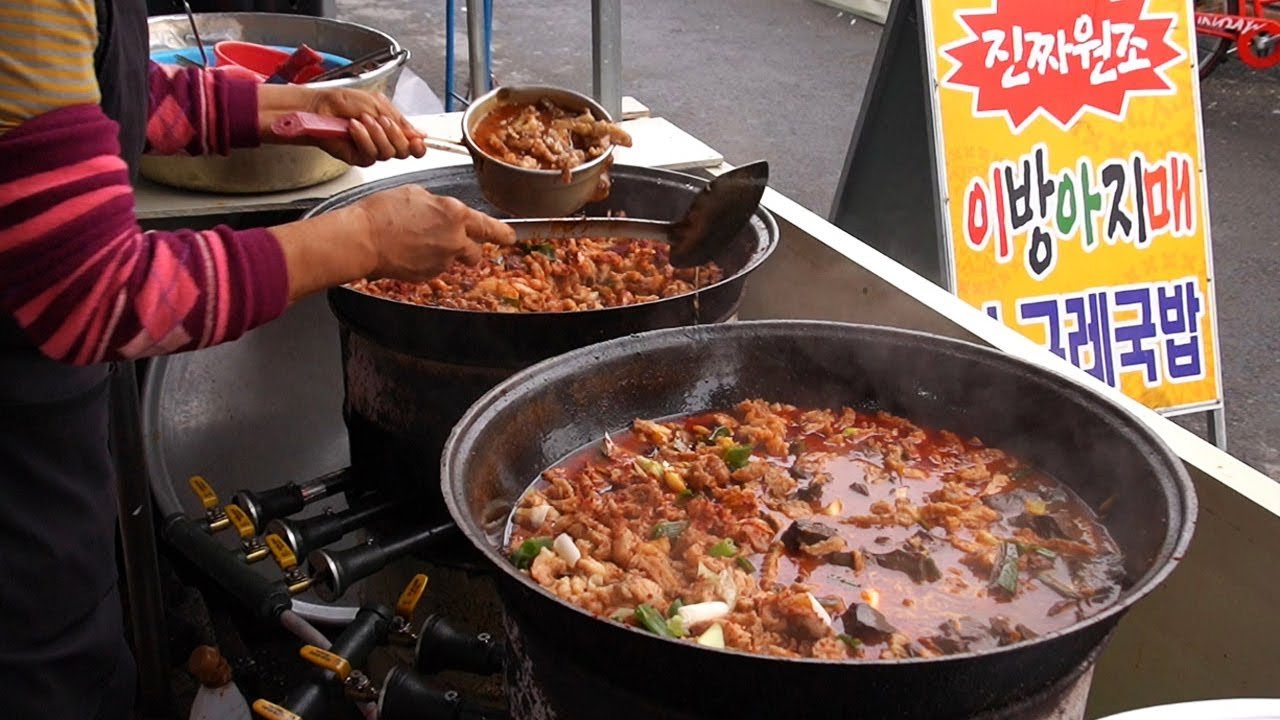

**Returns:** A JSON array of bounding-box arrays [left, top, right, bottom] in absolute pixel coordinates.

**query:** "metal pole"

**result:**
[[110, 362, 170, 717], [1206, 407, 1228, 451], [465, 0, 489, 100], [591, 0, 622, 119], [445, 0, 456, 111]]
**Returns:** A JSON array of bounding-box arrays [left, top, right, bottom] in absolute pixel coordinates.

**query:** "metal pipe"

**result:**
[[414, 614, 506, 676], [232, 466, 351, 530], [266, 498, 395, 557], [483, 0, 493, 86], [591, 0, 623, 119], [282, 604, 393, 719], [109, 362, 170, 718], [378, 666, 510, 720], [445, 0, 456, 111], [466, 0, 489, 99], [280, 609, 332, 651], [307, 522, 458, 602], [162, 514, 293, 621]]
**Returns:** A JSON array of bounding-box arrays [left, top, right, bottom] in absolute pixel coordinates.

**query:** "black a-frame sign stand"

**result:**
[[827, 0, 1228, 449], [829, 0, 951, 290]]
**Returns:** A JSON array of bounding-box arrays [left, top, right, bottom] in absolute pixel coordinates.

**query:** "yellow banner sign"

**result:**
[[921, 0, 1222, 412]]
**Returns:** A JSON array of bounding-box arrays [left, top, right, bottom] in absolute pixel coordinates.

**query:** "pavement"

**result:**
[[337, 0, 1278, 479]]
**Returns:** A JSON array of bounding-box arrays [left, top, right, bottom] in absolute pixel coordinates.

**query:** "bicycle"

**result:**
[[1195, 0, 1280, 78]]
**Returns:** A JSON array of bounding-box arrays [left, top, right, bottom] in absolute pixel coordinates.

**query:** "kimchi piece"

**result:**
[[474, 98, 633, 181], [349, 236, 722, 312], [506, 400, 1125, 660]]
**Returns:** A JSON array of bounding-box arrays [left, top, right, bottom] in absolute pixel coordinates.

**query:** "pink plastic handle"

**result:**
[[271, 112, 351, 140]]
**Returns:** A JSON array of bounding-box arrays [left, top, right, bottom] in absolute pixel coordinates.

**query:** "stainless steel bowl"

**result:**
[[142, 12, 408, 194], [461, 85, 617, 217]]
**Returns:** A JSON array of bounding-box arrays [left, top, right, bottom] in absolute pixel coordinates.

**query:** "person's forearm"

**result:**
[[256, 83, 317, 140], [269, 204, 378, 303], [145, 61, 261, 156], [1, 104, 288, 365]]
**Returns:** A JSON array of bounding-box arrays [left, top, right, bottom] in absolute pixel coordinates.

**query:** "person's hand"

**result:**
[[258, 84, 427, 166], [349, 185, 515, 281]]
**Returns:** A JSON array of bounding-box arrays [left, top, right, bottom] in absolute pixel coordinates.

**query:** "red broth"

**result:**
[[507, 400, 1124, 660]]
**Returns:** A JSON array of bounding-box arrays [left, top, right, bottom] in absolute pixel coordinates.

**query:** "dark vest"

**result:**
[[0, 1, 148, 717]]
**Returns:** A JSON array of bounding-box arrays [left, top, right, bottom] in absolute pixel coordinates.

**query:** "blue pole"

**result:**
[[445, 0, 456, 110], [483, 0, 493, 88]]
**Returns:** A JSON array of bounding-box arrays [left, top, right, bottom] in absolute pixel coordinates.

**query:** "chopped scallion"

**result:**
[[635, 604, 674, 638], [709, 538, 738, 558], [510, 537, 553, 570], [735, 556, 756, 573], [837, 633, 863, 651], [666, 615, 689, 638], [667, 599, 684, 618], [633, 457, 663, 479], [708, 426, 732, 442], [991, 541, 1020, 595], [723, 444, 754, 470]]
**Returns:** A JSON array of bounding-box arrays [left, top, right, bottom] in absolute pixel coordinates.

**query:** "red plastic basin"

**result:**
[[213, 41, 291, 81]]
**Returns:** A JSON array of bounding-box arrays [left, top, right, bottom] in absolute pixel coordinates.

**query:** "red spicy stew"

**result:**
[[506, 400, 1124, 660]]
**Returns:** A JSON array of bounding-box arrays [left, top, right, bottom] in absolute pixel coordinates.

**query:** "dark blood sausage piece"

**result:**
[[840, 603, 897, 644], [781, 519, 840, 553], [871, 545, 942, 584], [922, 616, 996, 655], [989, 615, 1038, 646]]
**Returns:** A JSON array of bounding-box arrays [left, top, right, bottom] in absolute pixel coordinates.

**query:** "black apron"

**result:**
[[0, 0, 148, 717]]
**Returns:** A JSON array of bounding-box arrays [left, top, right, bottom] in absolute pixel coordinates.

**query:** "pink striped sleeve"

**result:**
[[0, 104, 288, 365], [145, 61, 261, 156]]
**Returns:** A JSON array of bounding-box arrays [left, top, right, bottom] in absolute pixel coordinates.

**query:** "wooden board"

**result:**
[[134, 111, 717, 220]]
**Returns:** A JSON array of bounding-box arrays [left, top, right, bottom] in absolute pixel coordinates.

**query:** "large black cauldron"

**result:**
[[441, 321, 1196, 720], [303, 165, 777, 511]]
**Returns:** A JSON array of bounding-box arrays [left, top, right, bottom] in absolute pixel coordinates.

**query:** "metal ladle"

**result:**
[[505, 160, 770, 268]]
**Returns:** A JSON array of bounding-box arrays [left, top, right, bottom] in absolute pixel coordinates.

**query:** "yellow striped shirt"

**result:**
[[0, 0, 101, 136]]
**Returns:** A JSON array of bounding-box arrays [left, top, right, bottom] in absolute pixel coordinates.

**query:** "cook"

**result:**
[[0, 1, 514, 718]]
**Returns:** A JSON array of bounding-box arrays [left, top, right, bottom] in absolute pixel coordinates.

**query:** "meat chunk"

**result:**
[[610, 576, 665, 608], [766, 591, 834, 640]]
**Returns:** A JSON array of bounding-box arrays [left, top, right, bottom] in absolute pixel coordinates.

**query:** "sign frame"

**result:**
[[829, 0, 1228, 447]]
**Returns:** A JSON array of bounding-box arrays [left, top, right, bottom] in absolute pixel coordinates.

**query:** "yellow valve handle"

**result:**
[[252, 699, 301, 720], [265, 533, 297, 570], [396, 573, 429, 619], [225, 504, 255, 540], [188, 475, 219, 511], [299, 645, 351, 682]]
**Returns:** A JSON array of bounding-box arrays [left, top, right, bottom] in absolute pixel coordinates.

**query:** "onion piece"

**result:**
[[696, 623, 725, 648], [553, 533, 581, 567], [528, 504, 551, 526], [677, 601, 731, 626], [806, 592, 834, 629]]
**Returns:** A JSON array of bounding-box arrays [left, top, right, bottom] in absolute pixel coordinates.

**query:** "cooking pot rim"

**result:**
[[440, 319, 1198, 667], [305, 164, 780, 318]]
